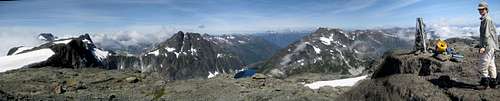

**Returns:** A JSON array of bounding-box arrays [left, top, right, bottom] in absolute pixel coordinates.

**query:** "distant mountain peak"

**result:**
[[258, 27, 413, 78]]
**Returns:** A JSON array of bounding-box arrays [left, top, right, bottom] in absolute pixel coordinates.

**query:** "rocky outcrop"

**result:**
[[6, 46, 26, 56], [339, 74, 451, 101], [38, 33, 57, 41], [338, 37, 500, 100]]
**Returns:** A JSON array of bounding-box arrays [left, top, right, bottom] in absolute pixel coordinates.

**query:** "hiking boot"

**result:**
[[490, 78, 497, 89], [477, 77, 490, 90]]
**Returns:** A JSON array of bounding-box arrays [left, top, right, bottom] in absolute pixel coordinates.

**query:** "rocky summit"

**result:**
[[0, 67, 349, 100], [338, 37, 500, 101]]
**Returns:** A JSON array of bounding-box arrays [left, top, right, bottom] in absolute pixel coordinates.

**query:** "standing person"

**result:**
[[477, 1, 499, 89]]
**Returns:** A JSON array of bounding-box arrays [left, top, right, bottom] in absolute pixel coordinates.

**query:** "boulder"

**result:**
[[125, 77, 139, 83], [338, 37, 500, 100]]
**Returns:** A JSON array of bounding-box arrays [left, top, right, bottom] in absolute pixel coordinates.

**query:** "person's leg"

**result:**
[[489, 51, 497, 78], [479, 49, 491, 89], [480, 49, 491, 78], [489, 50, 497, 88]]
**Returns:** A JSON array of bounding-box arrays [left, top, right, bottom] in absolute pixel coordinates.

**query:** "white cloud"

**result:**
[[91, 25, 177, 51], [372, 0, 422, 17], [381, 0, 421, 13], [331, 0, 377, 14]]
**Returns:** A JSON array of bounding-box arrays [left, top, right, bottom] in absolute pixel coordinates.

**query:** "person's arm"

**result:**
[[480, 19, 488, 49], [485, 18, 497, 47], [479, 18, 490, 53], [490, 19, 499, 51], [489, 19, 497, 43]]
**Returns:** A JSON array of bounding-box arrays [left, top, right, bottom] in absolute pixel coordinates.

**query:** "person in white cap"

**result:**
[[477, 1, 499, 89]]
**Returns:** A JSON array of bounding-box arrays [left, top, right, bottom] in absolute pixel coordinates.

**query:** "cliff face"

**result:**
[[339, 37, 500, 100]]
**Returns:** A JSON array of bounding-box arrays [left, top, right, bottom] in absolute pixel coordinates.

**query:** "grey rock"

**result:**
[[125, 77, 139, 83]]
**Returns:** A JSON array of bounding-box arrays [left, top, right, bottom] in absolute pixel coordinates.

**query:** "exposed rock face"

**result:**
[[105, 55, 141, 70], [338, 37, 500, 100], [38, 33, 57, 41], [140, 31, 244, 80], [6, 46, 25, 56], [258, 28, 412, 78]]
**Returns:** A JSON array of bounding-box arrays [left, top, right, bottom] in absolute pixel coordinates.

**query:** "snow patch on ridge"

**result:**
[[53, 39, 72, 44], [304, 75, 368, 89], [0, 48, 55, 73], [319, 34, 334, 45], [208, 71, 220, 78], [93, 48, 110, 61], [165, 47, 176, 52], [312, 45, 321, 54], [148, 50, 160, 56]]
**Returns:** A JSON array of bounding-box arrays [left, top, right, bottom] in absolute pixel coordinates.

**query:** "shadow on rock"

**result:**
[[428, 75, 477, 90]]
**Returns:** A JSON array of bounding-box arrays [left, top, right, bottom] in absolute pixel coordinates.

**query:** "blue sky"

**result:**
[[0, 0, 499, 34]]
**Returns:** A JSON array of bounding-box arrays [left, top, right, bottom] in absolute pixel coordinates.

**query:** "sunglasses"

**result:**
[[478, 8, 487, 11]]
